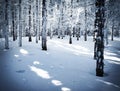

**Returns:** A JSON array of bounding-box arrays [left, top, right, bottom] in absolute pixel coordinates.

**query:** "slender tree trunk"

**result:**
[[50, 24, 53, 39], [76, 28, 80, 41], [12, 6, 16, 41], [61, 1, 65, 39], [111, 20, 114, 41], [28, 0, 32, 42], [36, 0, 39, 43], [104, 2, 109, 45], [58, 18, 61, 38], [8, 0, 12, 38], [14, 7, 18, 41], [4, 0, 9, 49], [84, 1, 87, 41], [69, 28, 72, 44], [18, 0, 22, 47], [79, 27, 81, 38], [42, 0, 47, 50], [69, 0, 73, 44], [33, 0, 36, 38], [38, 0, 41, 40], [73, 27, 75, 37], [105, 28, 108, 45]]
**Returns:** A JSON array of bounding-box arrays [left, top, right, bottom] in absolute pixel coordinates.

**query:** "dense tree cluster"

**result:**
[[0, 0, 119, 49]]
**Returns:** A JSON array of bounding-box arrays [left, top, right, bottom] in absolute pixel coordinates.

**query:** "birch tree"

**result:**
[[12, 2, 16, 41], [61, 0, 65, 39], [28, 0, 32, 42], [8, 0, 12, 40], [38, 0, 41, 40], [19, 0, 22, 47], [4, 0, 9, 49], [94, 0, 105, 76], [36, 0, 39, 43], [69, 0, 73, 44], [84, 1, 87, 41], [42, 0, 47, 50]]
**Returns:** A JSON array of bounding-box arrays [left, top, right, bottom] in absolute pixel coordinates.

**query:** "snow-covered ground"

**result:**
[[0, 36, 120, 91]]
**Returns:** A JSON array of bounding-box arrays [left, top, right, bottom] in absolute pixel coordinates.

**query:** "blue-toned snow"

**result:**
[[0, 36, 120, 91]]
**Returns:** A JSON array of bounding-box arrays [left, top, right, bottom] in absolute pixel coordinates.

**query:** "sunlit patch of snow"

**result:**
[[50, 39, 92, 56], [46, 52, 49, 54], [107, 60, 120, 65], [114, 37, 120, 41], [3, 49, 8, 51], [105, 51, 117, 56], [20, 49, 28, 55], [61, 87, 71, 91], [105, 55, 120, 62], [14, 54, 19, 58], [33, 61, 40, 65], [51, 80, 62, 86], [29, 65, 51, 79], [96, 79, 120, 88]]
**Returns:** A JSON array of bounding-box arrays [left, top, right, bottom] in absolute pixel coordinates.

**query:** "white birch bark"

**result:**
[[36, 0, 39, 43]]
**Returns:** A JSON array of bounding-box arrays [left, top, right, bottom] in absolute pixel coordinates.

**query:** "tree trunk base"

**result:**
[[39, 36, 40, 40], [42, 46, 47, 51], [29, 36, 32, 42], [69, 37, 72, 44], [96, 68, 104, 77]]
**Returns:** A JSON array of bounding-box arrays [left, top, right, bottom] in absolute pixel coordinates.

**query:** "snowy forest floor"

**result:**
[[0, 36, 120, 91]]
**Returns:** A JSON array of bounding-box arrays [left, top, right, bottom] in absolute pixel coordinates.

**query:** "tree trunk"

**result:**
[[84, 1, 87, 41], [76, 27, 80, 41], [111, 20, 114, 41], [69, 0, 73, 44], [8, 0, 12, 39], [19, 0, 22, 47], [69, 30, 72, 44], [94, 0, 105, 77], [12, 6, 16, 41], [35, 0, 39, 43], [28, 0, 32, 42], [60, 1, 64, 39], [4, 0, 9, 49], [73, 27, 75, 37], [38, 0, 41, 40], [50, 24, 53, 39], [58, 18, 61, 38], [42, 0, 47, 50], [14, 6, 18, 41], [105, 28, 108, 45]]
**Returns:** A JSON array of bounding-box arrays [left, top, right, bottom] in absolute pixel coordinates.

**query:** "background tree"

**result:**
[[69, 0, 73, 44], [4, 0, 9, 49], [107, 0, 120, 40], [42, 0, 47, 50], [19, 0, 22, 47], [28, 0, 32, 42]]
